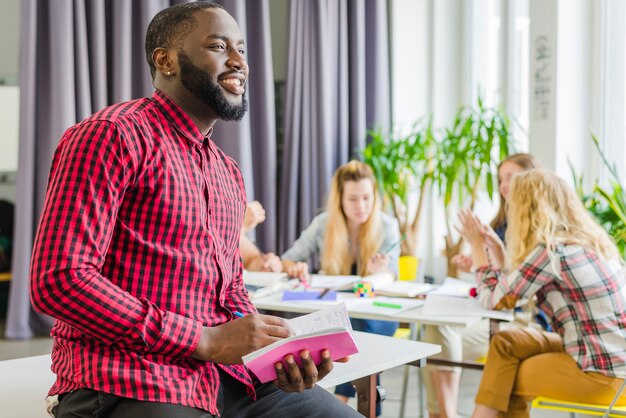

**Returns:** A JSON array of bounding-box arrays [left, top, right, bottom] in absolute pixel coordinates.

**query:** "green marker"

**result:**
[[372, 301, 403, 309]]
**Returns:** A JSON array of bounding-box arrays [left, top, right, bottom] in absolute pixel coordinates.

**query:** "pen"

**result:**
[[372, 301, 403, 309], [382, 233, 406, 255], [233, 311, 245, 318], [317, 288, 332, 299]]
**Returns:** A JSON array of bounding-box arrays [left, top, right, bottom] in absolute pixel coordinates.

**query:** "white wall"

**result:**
[[0, 0, 20, 85]]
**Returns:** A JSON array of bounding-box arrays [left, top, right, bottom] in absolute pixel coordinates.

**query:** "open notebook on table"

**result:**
[[242, 303, 359, 383]]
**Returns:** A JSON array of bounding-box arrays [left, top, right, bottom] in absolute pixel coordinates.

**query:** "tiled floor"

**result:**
[[0, 320, 566, 418]]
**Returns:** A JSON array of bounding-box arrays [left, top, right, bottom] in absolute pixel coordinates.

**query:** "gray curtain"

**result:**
[[278, 0, 391, 252], [6, 0, 276, 339]]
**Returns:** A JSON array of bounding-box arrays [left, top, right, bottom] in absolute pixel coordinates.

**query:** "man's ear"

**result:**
[[153, 48, 177, 77]]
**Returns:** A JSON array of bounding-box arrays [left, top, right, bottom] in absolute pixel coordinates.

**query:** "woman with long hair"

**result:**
[[282, 160, 400, 416], [459, 169, 626, 417], [428, 153, 541, 418]]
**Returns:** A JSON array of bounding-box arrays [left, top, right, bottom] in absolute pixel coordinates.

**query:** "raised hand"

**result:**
[[242, 201, 266, 233]]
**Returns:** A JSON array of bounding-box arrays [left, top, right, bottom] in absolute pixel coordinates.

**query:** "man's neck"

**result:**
[[157, 86, 218, 136]]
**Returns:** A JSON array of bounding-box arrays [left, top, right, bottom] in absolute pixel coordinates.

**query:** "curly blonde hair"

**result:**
[[506, 169, 620, 266], [322, 161, 384, 276]]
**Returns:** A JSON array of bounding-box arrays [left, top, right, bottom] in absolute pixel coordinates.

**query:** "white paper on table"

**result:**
[[288, 303, 353, 335], [360, 272, 394, 289], [428, 277, 473, 298], [422, 295, 514, 321], [348, 297, 424, 316], [375, 281, 435, 297], [310, 274, 360, 289], [243, 270, 288, 287]]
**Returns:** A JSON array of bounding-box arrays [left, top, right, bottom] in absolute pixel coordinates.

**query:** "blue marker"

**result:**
[[233, 311, 245, 318]]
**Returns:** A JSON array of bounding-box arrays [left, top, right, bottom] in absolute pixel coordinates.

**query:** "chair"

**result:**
[[532, 378, 626, 418]]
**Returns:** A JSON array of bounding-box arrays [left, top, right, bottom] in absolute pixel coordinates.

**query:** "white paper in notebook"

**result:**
[[422, 294, 514, 321], [287, 302, 353, 334]]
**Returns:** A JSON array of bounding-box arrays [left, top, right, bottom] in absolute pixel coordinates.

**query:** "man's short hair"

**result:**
[[145, 1, 224, 79]]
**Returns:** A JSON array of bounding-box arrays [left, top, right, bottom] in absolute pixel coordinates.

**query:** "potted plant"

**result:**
[[360, 119, 437, 258], [433, 96, 514, 278], [571, 135, 626, 256]]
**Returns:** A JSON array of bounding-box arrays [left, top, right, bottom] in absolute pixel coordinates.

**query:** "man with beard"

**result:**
[[30, 3, 361, 417]]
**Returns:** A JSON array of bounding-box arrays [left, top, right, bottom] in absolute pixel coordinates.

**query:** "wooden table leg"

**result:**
[[352, 374, 377, 417]]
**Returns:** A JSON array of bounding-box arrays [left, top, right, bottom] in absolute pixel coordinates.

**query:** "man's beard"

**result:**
[[178, 51, 248, 121]]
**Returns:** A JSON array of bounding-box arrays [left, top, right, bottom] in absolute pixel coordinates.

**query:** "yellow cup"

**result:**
[[398, 255, 419, 281]]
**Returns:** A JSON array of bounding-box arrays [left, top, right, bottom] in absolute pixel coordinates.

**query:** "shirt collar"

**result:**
[[151, 90, 213, 146]]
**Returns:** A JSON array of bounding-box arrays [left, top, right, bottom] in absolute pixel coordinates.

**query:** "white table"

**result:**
[[0, 332, 439, 418], [253, 293, 482, 327], [254, 292, 490, 417]]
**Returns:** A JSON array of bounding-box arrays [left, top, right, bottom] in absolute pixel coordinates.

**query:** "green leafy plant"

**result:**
[[361, 119, 436, 256], [433, 96, 514, 277], [571, 135, 626, 257]]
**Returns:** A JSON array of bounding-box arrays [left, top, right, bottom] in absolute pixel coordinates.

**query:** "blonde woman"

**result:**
[[459, 169, 626, 417], [281, 160, 400, 416], [428, 153, 541, 418]]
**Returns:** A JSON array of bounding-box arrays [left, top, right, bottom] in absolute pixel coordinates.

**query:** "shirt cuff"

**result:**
[[151, 310, 203, 358]]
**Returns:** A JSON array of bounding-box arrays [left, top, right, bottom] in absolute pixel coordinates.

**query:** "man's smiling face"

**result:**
[[178, 8, 248, 121]]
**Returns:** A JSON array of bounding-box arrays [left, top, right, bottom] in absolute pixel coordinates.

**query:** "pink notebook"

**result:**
[[242, 328, 359, 383]]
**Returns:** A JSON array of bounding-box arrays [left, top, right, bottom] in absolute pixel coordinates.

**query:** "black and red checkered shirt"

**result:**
[[30, 90, 257, 414]]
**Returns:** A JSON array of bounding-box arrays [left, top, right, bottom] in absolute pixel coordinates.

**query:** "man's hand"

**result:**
[[192, 314, 293, 364], [273, 349, 339, 392]]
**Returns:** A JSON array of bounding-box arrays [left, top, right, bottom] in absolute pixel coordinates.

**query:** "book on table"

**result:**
[[242, 303, 359, 383]]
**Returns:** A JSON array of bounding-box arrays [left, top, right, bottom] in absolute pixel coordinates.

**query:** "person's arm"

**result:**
[[365, 216, 400, 276], [240, 235, 283, 272], [29, 121, 202, 358], [281, 215, 326, 280], [196, 248, 293, 364], [475, 245, 557, 310], [240, 234, 265, 270]]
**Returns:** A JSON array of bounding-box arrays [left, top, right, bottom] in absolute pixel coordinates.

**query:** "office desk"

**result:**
[[254, 293, 489, 417], [0, 332, 439, 418]]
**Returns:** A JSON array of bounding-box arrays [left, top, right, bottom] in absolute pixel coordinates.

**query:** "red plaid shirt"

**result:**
[[476, 244, 626, 378], [30, 90, 257, 414]]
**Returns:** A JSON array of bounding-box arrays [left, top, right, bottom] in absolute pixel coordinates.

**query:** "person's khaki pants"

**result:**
[[475, 327, 626, 418]]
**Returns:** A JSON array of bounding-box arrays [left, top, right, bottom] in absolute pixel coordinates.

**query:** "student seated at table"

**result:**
[[457, 169, 626, 418], [240, 201, 283, 272], [423, 153, 542, 418], [281, 160, 400, 416]]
